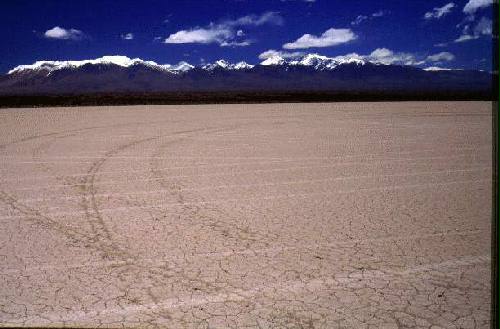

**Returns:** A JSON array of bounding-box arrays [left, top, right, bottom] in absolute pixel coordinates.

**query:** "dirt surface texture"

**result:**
[[0, 102, 492, 328]]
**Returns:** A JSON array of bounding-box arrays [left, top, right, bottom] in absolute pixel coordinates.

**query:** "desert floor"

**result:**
[[0, 102, 493, 328]]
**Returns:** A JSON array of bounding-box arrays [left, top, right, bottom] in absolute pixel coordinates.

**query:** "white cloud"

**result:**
[[351, 48, 445, 66], [165, 26, 232, 44], [329, 52, 366, 63], [351, 10, 388, 25], [474, 16, 492, 35], [44, 26, 84, 40], [463, 0, 493, 14], [164, 12, 282, 46], [426, 51, 455, 62], [351, 15, 368, 25], [454, 16, 491, 42], [258, 49, 304, 60], [455, 34, 479, 42], [220, 40, 253, 47], [371, 10, 388, 17], [256, 48, 455, 68], [257, 47, 456, 68], [367, 48, 424, 65], [424, 2, 455, 19], [423, 66, 454, 71], [283, 28, 356, 49], [226, 11, 283, 26], [121, 33, 134, 40]]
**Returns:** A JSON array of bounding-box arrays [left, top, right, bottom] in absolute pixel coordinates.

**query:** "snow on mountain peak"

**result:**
[[7, 56, 195, 75], [260, 55, 286, 66], [8, 56, 142, 74], [260, 53, 366, 69], [172, 61, 194, 72], [299, 53, 330, 65], [202, 59, 254, 71], [8, 56, 259, 75], [202, 59, 228, 71], [331, 53, 366, 66], [234, 61, 254, 70], [215, 59, 230, 68], [8, 52, 427, 76]]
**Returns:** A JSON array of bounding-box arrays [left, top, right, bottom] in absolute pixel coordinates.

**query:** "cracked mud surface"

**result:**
[[0, 102, 492, 328]]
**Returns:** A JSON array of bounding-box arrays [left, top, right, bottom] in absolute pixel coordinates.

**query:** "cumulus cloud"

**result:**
[[44, 26, 85, 40], [121, 33, 134, 40], [331, 53, 365, 62], [426, 51, 455, 62], [366, 48, 425, 66], [344, 48, 449, 66], [351, 10, 389, 25], [164, 12, 282, 46], [165, 26, 232, 44], [463, 0, 493, 14], [454, 16, 491, 42], [283, 28, 356, 49], [424, 2, 455, 19]]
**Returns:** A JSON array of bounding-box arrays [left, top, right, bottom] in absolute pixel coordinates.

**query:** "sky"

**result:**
[[0, 0, 495, 73]]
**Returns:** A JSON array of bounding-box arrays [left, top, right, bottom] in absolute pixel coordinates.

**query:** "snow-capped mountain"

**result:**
[[263, 53, 365, 70], [0, 54, 492, 95], [164, 61, 195, 72], [260, 56, 286, 66], [202, 60, 254, 71], [6, 53, 367, 76], [7, 56, 255, 76], [7, 56, 196, 75], [260, 53, 366, 69]]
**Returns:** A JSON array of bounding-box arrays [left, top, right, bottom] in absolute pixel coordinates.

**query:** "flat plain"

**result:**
[[0, 102, 492, 328]]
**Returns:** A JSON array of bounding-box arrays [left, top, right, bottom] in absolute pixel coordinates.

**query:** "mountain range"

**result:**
[[0, 54, 493, 95]]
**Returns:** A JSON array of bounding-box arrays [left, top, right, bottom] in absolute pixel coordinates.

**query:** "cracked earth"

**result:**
[[0, 102, 492, 328]]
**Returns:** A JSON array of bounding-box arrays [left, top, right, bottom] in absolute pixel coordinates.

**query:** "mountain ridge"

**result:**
[[0, 54, 493, 96]]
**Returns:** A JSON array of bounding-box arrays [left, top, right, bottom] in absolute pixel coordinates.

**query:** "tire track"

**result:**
[[0, 123, 164, 254], [79, 135, 162, 260], [78, 126, 243, 261], [0, 123, 220, 260], [147, 123, 284, 247], [0, 190, 99, 250]]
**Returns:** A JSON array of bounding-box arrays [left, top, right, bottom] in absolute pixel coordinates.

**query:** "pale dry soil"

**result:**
[[0, 102, 492, 328]]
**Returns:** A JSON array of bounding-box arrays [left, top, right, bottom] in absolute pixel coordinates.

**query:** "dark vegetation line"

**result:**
[[0, 91, 496, 108]]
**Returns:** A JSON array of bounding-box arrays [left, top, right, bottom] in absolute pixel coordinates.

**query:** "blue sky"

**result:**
[[0, 0, 494, 73]]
